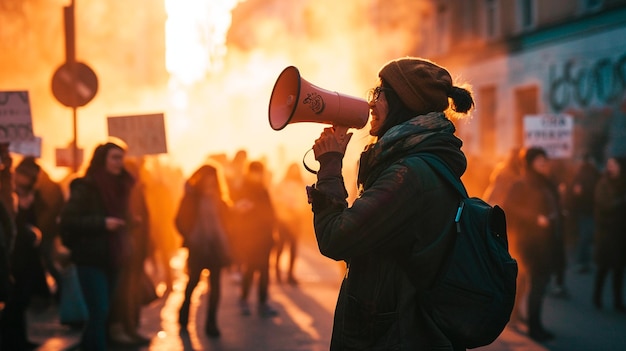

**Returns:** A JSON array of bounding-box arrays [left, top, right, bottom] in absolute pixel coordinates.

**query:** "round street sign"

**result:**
[[51, 62, 98, 108]]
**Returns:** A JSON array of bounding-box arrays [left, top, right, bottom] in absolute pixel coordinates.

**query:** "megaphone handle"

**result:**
[[302, 125, 350, 175], [302, 148, 318, 174]]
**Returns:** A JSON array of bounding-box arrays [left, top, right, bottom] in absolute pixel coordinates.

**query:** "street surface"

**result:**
[[29, 238, 626, 351]]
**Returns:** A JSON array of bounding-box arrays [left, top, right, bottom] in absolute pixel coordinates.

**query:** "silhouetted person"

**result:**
[[307, 57, 475, 350], [108, 157, 153, 345], [0, 150, 45, 351], [225, 149, 248, 282], [504, 147, 562, 342], [272, 162, 309, 285], [59, 140, 135, 351], [483, 147, 523, 206], [176, 162, 233, 337], [14, 156, 65, 302], [231, 160, 278, 317], [592, 156, 626, 313], [568, 154, 600, 273]]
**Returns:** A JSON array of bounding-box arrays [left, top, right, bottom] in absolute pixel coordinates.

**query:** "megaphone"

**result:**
[[268, 66, 369, 141]]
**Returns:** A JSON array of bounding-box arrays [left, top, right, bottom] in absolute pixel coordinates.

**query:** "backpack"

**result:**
[[411, 154, 518, 349]]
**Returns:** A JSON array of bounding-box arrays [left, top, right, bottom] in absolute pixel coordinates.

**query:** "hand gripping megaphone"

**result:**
[[268, 66, 369, 142]]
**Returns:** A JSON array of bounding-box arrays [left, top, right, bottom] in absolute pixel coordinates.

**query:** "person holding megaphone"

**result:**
[[305, 57, 474, 350]]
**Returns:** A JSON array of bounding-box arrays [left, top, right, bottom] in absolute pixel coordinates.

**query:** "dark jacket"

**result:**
[[309, 113, 466, 350], [230, 178, 276, 264], [593, 174, 626, 268], [503, 170, 563, 273], [32, 173, 66, 253], [568, 161, 600, 216], [0, 203, 13, 304], [175, 183, 233, 268], [59, 176, 127, 269]]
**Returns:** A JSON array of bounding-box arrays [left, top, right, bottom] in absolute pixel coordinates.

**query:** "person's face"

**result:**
[[14, 172, 34, 196], [606, 158, 620, 179], [248, 169, 264, 183], [532, 155, 550, 177], [367, 86, 389, 137], [105, 147, 125, 175]]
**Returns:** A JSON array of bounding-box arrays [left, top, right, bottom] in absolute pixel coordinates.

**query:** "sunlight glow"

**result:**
[[165, 0, 244, 86]]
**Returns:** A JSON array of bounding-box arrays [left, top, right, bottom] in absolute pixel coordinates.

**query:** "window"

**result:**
[[518, 0, 535, 31], [485, 0, 499, 39], [514, 85, 539, 147], [436, 4, 450, 54]]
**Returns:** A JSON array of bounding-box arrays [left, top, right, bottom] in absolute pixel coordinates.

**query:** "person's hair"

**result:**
[[85, 142, 125, 177], [376, 80, 416, 137], [15, 156, 41, 183], [521, 146, 548, 169], [376, 81, 474, 138], [448, 85, 475, 114], [248, 160, 265, 174], [188, 160, 232, 205]]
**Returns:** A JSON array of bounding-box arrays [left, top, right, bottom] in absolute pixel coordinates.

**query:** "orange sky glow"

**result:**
[[0, 0, 429, 183]]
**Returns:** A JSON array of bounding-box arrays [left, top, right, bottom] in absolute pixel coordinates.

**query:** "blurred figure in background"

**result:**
[[483, 147, 523, 206], [143, 159, 184, 294], [0, 152, 44, 350], [108, 157, 153, 345], [567, 154, 600, 274], [225, 149, 248, 283], [231, 160, 278, 317], [592, 156, 626, 313], [13, 156, 65, 302], [504, 146, 563, 342], [0, 196, 10, 345], [272, 162, 309, 286], [175, 162, 233, 337], [59, 140, 135, 351]]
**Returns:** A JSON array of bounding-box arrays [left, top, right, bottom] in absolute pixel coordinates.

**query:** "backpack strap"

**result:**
[[417, 153, 469, 199]]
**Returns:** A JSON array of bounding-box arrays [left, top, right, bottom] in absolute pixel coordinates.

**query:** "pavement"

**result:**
[[26, 242, 626, 351]]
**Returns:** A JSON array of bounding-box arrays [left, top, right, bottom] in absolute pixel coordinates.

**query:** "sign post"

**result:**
[[51, 0, 98, 172]]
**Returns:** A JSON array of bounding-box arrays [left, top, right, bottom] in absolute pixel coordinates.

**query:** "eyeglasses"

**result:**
[[367, 86, 391, 103]]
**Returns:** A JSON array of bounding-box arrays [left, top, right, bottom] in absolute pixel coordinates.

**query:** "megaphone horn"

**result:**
[[268, 66, 369, 140]]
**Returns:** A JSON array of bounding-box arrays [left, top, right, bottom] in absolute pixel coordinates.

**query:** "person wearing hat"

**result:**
[[503, 146, 563, 342], [307, 57, 474, 350]]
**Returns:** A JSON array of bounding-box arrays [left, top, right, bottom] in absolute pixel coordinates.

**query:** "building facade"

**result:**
[[417, 0, 626, 166]]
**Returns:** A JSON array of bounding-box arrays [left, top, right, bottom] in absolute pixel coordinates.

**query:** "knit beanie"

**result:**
[[378, 57, 453, 114]]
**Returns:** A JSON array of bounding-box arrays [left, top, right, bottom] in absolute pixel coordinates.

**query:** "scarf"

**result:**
[[92, 169, 135, 218], [92, 169, 135, 268], [357, 112, 460, 187]]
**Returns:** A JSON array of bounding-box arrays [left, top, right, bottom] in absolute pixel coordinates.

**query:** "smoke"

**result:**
[[0, 0, 427, 181]]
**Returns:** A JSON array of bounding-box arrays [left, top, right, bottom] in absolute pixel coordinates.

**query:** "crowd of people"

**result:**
[[0, 136, 313, 350], [484, 146, 626, 342], [1, 55, 625, 351]]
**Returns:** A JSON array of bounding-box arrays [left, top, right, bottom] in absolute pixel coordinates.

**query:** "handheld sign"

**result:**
[[107, 113, 168, 157], [524, 114, 573, 158], [0, 91, 35, 143]]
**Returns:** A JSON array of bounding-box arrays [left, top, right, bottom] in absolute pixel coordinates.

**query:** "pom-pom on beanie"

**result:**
[[378, 57, 453, 115]]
